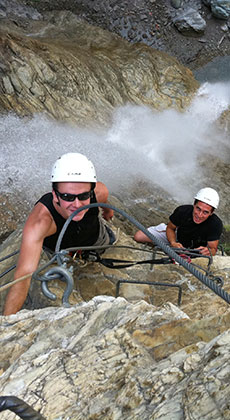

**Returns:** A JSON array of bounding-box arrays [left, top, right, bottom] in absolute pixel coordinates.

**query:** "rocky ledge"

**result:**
[[18, 0, 230, 70]]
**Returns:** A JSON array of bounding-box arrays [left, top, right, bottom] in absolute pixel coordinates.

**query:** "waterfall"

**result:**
[[0, 81, 230, 206]]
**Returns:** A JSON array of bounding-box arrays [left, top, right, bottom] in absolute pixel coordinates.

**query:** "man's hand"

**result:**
[[170, 241, 184, 249], [166, 221, 183, 249], [101, 207, 114, 221], [196, 246, 211, 256], [196, 239, 219, 256]]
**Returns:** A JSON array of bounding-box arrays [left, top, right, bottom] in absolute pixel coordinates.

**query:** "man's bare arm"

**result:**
[[94, 181, 114, 220], [166, 221, 183, 248], [134, 230, 153, 243], [3, 204, 54, 315]]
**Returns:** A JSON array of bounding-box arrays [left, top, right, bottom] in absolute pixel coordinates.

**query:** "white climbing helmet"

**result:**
[[51, 153, 97, 183], [194, 187, 219, 209]]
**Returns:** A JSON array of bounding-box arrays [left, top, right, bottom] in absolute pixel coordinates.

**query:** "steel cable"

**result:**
[[55, 203, 230, 304], [0, 396, 45, 419]]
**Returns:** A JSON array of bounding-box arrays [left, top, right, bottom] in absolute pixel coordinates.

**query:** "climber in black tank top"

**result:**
[[37, 190, 100, 251], [3, 153, 114, 316]]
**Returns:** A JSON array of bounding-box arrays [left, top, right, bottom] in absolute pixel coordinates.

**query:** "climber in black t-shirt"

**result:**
[[134, 187, 222, 257]]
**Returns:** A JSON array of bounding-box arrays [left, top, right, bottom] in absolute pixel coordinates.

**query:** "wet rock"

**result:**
[[203, 0, 230, 19], [0, 0, 41, 20], [171, 0, 183, 9], [0, 11, 199, 127], [174, 7, 207, 35], [13, 0, 230, 70]]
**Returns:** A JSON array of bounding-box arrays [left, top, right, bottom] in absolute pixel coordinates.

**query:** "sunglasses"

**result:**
[[54, 189, 92, 202]]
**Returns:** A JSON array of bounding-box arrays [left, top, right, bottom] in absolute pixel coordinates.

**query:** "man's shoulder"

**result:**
[[94, 181, 108, 202], [169, 204, 193, 226], [209, 212, 223, 227], [35, 192, 58, 218], [176, 204, 193, 211], [23, 202, 55, 240], [35, 192, 52, 206], [171, 204, 193, 216]]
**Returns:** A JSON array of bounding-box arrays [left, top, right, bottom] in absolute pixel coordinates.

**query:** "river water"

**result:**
[[194, 55, 230, 84], [0, 80, 230, 207]]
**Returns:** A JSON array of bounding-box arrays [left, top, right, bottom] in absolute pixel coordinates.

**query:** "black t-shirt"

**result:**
[[169, 205, 223, 249], [36, 192, 100, 251]]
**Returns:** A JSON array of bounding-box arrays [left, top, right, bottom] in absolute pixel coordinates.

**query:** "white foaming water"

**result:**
[[0, 81, 230, 205]]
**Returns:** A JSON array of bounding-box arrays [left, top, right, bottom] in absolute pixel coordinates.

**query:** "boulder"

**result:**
[[202, 0, 230, 19], [174, 8, 207, 35]]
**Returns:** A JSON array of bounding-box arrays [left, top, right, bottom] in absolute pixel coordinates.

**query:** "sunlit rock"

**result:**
[[1, 297, 230, 418], [1, 199, 230, 418]]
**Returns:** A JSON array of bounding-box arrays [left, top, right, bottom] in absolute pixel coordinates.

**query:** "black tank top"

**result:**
[[37, 192, 100, 251]]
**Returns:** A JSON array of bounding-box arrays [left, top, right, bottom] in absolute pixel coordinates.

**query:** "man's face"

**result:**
[[52, 182, 92, 222], [193, 200, 213, 224]]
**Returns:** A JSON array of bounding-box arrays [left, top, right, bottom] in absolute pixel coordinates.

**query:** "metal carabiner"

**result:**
[[40, 266, 74, 307]]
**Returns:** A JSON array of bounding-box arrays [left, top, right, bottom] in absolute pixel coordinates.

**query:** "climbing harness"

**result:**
[[0, 396, 45, 420], [0, 203, 229, 306]]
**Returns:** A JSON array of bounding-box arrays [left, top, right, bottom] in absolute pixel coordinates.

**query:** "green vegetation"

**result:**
[[220, 225, 230, 255], [221, 244, 230, 256], [224, 224, 230, 232]]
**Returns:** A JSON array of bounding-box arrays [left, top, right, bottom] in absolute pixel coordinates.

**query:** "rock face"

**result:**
[[1, 296, 230, 419], [1, 1, 230, 241], [0, 5, 230, 417], [203, 0, 230, 19], [1, 221, 230, 418], [18, 0, 230, 70], [0, 11, 198, 126]]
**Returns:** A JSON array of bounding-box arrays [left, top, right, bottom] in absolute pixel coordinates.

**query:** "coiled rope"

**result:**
[[55, 202, 230, 304]]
